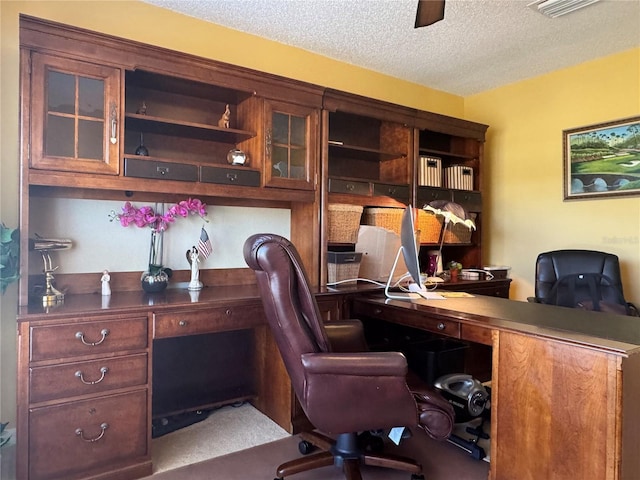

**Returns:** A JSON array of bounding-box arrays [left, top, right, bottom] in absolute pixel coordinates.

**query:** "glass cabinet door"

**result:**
[[264, 100, 318, 190], [30, 53, 120, 174]]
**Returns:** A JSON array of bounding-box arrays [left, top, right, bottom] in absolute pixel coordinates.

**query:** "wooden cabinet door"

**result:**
[[491, 331, 622, 480], [29, 52, 121, 174], [264, 100, 318, 191]]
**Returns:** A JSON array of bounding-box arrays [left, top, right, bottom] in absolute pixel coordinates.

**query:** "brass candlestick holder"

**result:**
[[30, 237, 73, 307]]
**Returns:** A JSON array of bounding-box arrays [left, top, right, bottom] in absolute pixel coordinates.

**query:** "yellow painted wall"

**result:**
[[466, 48, 640, 302]]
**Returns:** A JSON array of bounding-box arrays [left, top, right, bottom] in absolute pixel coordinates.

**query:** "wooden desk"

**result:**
[[15, 284, 368, 480], [351, 295, 640, 480]]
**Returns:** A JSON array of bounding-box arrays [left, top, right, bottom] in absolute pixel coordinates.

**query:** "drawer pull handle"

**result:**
[[346, 183, 355, 191], [374, 308, 382, 315], [75, 329, 110, 346], [225, 309, 232, 316], [178, 320, 187, 327], [437, 322, 446, 330], [226, 173, 238, 182], [75, 367, 109, 385], [75, 423, 109, 443]]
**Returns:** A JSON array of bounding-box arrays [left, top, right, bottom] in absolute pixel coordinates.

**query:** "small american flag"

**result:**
[[197, 227, 212, 259]]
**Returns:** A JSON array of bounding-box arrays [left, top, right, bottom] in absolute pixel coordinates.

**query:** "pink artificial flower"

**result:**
[[110, 198, 208, 232]]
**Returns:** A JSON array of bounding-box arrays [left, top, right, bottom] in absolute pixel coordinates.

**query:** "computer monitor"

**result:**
[[384, 205, 426, 299]]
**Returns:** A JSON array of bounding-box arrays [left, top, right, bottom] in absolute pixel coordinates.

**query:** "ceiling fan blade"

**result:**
[[415, 0, 445, 28]]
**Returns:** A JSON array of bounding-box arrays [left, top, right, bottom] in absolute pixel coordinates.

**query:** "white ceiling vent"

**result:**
[[528, 0, 601, 18]]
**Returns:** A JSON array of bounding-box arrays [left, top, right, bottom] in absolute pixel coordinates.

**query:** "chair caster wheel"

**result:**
[[298, 440, 315, 455]]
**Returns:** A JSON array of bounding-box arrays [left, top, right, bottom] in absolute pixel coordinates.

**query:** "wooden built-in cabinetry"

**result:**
[[29, 53, 121, 175], [18, 312, 152, 480], [17, 14, 497, 480], [19, 15, 322, 306], [320, 89, 488, 281], [414, 112, 487, 269]]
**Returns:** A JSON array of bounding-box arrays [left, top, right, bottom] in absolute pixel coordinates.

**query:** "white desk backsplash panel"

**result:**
[[29, 198, 290, 274]]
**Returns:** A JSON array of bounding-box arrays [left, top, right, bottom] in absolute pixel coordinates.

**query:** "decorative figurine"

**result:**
[[227, 148, 248, 166], [101, 270, 111, 296], [186, 246, 203, 291], [218, 104, 230, 128], [135, 133, 149, 156], [136, 101, 147, 115]]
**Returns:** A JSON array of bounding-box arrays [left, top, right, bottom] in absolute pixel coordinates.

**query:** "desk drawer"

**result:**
[[353, 301, 460, 338], [30, 353, 148, 404], [154, 305, 265, 338], [29, 390, 148, 480], [460, 324, 493, 346], [30, 316, 148, 362]]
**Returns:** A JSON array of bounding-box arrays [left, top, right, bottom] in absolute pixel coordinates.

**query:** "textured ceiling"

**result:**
[[141, 0, 640, 96]]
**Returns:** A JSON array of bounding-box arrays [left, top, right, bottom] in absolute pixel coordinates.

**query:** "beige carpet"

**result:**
[[151, 403, 290, 474]]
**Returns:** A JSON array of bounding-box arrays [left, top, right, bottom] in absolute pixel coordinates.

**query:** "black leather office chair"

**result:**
[[243, 233, 454, 480], [529, 249, 637, 315]]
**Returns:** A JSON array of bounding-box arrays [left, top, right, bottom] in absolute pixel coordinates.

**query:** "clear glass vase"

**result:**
[[141, 230, 169, 293]]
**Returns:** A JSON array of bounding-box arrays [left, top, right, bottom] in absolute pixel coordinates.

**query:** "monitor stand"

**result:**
[[384, 248, 444, 300]]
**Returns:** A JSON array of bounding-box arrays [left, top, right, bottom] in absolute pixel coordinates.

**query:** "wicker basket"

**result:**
[[443, 213, 476, 244], [362, 208, 404, 236], [327, 204, 363, 243], [417, 210, 443, 244], [327, 251, 362, 284]]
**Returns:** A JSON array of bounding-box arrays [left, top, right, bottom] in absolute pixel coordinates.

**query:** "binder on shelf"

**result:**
[[443, 165, 474, 191], [418, 156, 442, 187]]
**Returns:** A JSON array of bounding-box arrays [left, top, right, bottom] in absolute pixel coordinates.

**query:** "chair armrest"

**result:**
[[324, 320, 369, 352], [301, 351, 407, 376]]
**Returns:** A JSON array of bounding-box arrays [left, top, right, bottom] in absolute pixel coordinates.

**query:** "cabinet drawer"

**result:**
[[200, 165, 261, 187], [124, 157, 198, 182], [460, 324, 493, 346], [353, 301, 460, 338], [372, 183, 410, 202], [29, 390, 148, 480], [453, 190, 482, 212], [328, 178, 371, 196], [30, 316, 148, 362], [30, 353, 148, 404], [417, 186, 452, 206], [153, 305, 265, 338]]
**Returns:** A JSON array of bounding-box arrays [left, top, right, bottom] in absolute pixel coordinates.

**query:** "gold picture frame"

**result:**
[[563, 116, 640, 200]]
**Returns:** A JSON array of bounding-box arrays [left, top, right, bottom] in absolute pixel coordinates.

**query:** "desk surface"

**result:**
[[356, 294, 640, 354], [16, 283, 375, 320]]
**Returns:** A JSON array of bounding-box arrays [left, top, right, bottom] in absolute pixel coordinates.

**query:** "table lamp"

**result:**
[[423, 200, 476, 283], [30, 237, 73, 306]]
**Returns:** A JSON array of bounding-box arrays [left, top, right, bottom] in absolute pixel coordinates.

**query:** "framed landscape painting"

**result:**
[[564, 116, 640, 200]]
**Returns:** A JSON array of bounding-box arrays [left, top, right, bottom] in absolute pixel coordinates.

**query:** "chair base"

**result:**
[[275, 431, 424, 480]]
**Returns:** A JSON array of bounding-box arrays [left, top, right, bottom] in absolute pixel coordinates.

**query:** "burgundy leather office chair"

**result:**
[[243, 233, 454, 480]]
